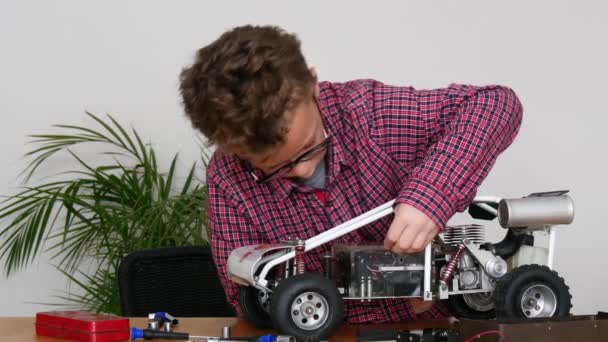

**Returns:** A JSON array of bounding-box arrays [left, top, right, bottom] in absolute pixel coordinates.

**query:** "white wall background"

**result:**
[[1, 0, 606, 316]]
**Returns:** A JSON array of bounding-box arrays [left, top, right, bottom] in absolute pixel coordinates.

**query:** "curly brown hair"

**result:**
[[179, 25, 315, 156]]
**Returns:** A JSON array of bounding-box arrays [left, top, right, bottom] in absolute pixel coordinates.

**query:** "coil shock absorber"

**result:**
[[323, 254, 332, 278], [295, 240, 306, 274], [440, 243, 466, 286]]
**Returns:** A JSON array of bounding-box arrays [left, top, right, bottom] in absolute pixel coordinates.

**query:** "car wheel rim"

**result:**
[[290, 291, 329, 330], [258, 290, 270, 313], [463, 292, 494, 312], [520, 284, 557, 317]]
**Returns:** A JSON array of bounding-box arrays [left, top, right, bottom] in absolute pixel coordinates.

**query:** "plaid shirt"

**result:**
[[207, 79, 523, 323]]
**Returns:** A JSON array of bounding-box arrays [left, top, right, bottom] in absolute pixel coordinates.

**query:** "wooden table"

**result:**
[[1, 316, 454, 341]]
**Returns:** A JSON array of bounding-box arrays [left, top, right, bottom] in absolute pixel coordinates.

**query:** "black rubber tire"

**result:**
[[494, 264, 572, 319], [269, 273, 343, 342], [447, 293, 496, 319], [239, 286, 273, 328]]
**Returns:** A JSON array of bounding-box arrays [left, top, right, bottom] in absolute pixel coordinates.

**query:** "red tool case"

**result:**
[[35, 311, 130, 342]]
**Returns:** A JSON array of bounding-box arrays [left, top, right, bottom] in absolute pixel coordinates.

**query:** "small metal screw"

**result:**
[[222, 326, 231, 339], [147, 320, 160, 330]]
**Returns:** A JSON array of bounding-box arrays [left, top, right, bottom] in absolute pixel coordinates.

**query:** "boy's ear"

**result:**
[[309, 66, 318, 79]]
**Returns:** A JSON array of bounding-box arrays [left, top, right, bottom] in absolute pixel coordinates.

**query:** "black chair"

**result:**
[[118, 245, 236, 317]]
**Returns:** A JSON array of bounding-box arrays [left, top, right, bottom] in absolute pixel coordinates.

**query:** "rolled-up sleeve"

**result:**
[[368, 82, 523, 229]]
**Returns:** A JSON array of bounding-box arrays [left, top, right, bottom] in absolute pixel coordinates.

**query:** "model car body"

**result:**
[[227, 191, 575, 341]]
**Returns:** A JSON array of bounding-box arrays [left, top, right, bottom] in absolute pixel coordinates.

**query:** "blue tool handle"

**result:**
[[257, 334, 275, 342], [130, 327, 189, 340], [154, 311, 179, 325]]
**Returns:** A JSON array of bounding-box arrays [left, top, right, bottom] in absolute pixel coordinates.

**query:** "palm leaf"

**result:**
[[0, 113, 209, 313]]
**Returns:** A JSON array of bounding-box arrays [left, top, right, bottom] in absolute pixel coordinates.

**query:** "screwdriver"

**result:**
[[190, 338, 290, 342], [130, 327, 282, 341]]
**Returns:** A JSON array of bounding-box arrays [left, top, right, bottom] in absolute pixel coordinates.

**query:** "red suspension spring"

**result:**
[[440, 244, 466, 284], [295, 244, 306, 274]]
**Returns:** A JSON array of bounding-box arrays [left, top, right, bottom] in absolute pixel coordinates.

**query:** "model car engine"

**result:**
[[441, 224, 488, 291], [331, 245, 426, 299]]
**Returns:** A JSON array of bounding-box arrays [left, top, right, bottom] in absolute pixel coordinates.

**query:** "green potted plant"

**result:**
[[0, 113, 208, 314]]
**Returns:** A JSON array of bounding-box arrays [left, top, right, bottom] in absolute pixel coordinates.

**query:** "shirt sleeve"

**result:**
[[207, 172, 264, 315], [366, 82, 523, 229]]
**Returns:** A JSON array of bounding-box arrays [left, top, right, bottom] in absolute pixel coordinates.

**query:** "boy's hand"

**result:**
[[384, 203, 439, 254]]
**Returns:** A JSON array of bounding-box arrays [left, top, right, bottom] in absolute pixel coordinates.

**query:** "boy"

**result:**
[[179, 25, 522, 322]]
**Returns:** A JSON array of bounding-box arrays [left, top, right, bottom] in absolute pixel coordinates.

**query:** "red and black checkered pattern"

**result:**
[[206, 79, 522, 323]]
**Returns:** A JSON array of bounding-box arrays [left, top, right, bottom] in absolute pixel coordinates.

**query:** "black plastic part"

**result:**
[[356, 328, 402, 341], [356, 328, 459, 342], [494, 264, 572, 319], [422, 329, 460, 342], [468, 202, 499, 220], [269, 273, 344, 342], [527, 190, 569, 197], [323, 255, 333, 279], [239, 286, 273, 329], [142, 329, 189, 339], [481, 230, 534, 260], [446, 294, 495, 320]]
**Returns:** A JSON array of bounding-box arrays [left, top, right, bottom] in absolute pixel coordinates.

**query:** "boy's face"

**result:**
[[242, 84, 327, 181]]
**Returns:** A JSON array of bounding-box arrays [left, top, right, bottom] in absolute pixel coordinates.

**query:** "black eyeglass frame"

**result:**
[[255, 135, 331, 184]]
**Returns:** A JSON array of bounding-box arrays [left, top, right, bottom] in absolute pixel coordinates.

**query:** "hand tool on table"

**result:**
[[130, 327, 294, 342]]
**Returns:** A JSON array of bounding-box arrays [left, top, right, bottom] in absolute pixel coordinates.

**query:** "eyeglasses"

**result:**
[[255, 135, 331, 184]]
